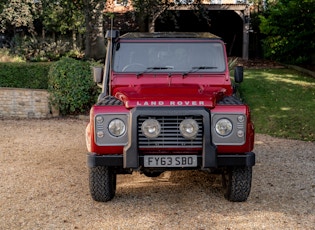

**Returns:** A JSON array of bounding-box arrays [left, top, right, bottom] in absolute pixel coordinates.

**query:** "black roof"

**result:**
[[119, 32, 221, 40]]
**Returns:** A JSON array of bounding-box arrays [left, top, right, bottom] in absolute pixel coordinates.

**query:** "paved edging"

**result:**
[[286, 64, 315, 78]]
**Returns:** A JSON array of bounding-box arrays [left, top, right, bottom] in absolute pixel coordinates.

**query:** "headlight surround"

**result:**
[[215, 118, 233, 136], [212, 113, 246, 145], [108, 119, 126, 137], [180, 119, 199, 140], [94, 114, 128, 146], [141, 119, 161, 138]]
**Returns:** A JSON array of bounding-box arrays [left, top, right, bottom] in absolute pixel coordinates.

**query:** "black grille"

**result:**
[[138, 116, 203, 148]]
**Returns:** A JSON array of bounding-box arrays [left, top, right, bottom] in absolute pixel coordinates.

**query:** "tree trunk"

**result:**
[[83, 0, 106, 60], [42, 28, 45, 40], [72, 30, 77, 50], [137, 13, 147, 32], [148, 7, 167, 33]]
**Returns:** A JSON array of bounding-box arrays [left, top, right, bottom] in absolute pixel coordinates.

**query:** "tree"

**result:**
[[131, 0, 205, 32], [41, 0, 85, 49], [83, 0, 106, 60], [131, 0, 169, 32], [0, 0, 39, 36], [259, 0, 315, 64], [40, 0, 105, 60]]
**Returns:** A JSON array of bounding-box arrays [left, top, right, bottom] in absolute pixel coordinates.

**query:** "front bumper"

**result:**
[[87, 152, 255, 169], [88, 106, 255, 170]]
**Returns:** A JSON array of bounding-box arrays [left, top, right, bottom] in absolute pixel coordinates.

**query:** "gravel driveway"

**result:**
[[0, 118, 314, 229]]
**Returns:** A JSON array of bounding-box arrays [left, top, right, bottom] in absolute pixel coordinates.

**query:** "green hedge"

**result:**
[[0, 59, 100, 115], [48, 57, 99, 115], [0, 62, 51, 89]]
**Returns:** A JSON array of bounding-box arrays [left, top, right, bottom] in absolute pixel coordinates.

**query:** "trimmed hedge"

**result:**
[[48, 57, 99, 115], [0, 62, 51, 89]]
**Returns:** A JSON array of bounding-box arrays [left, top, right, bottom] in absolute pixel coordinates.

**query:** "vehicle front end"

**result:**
[[86, 31, 255, 202]]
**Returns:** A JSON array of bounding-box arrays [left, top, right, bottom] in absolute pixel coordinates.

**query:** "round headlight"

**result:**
[[180, 119, 199, 140], [108, 119, 126, 137], [215, 118, 233, 136], [141, 119, 161, 138]]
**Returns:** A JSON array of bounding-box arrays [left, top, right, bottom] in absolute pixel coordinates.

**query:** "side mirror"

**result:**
[[234, 66, 244, 83], [92, 66, 103, 83]]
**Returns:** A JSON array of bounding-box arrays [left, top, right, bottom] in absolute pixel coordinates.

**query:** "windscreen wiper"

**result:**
[[137, 66, 174, 77], [182, 66, 218, 76]]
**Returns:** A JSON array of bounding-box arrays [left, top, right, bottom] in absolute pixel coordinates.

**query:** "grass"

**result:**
[[240, 68, 315, 142]]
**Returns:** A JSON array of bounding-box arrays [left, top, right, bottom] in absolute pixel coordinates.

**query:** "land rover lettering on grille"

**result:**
[[86, 31, 255, 203], [136, 101, 205, 106]]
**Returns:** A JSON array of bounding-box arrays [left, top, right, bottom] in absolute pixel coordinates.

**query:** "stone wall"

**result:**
[[0, 87, 54, 118]]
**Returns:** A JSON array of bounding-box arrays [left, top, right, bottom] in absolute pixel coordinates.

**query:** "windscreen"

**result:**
[[113, 41, 226, 73]]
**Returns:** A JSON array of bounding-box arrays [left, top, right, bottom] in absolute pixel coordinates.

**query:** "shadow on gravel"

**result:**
[[115, 170, 224, 201]]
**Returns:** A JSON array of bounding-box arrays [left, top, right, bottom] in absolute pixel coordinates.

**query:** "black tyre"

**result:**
[[89, 166, 117, 202], [222, 166, 252, 202]]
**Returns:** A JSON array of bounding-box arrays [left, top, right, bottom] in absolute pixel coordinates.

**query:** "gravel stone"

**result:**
[[0, 119, 314, 229]]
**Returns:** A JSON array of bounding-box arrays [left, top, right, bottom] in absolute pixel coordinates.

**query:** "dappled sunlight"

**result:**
[[266, 74, 315, 87], [268, 114, 288, 119], [0, 48, 25, 62], [253, 106, 292, 113], [280, 107, 292, 111], [245, 69, 315, 87], [253, 107, 268, 112]]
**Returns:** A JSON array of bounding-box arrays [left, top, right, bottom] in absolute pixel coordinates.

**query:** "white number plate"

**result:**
[[144, 155, 197, 167]]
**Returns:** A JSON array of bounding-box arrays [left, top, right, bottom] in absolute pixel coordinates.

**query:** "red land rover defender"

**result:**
[[86, 31, 255, 202]]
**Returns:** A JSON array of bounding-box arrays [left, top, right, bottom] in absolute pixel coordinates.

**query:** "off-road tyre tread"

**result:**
[[89, 166, 116, 202], [224, 166, 252, 202]]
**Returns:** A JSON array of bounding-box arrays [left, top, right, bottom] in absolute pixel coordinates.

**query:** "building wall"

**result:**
[[106, 0, 247, 13], [0, 88, 55, 119]]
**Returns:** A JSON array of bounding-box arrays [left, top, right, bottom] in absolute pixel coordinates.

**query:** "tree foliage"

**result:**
[[41, 0, 85, 35], [0, 0, 105, 60], [259, 0, 315, 64], [0, 0, 39, 35]]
